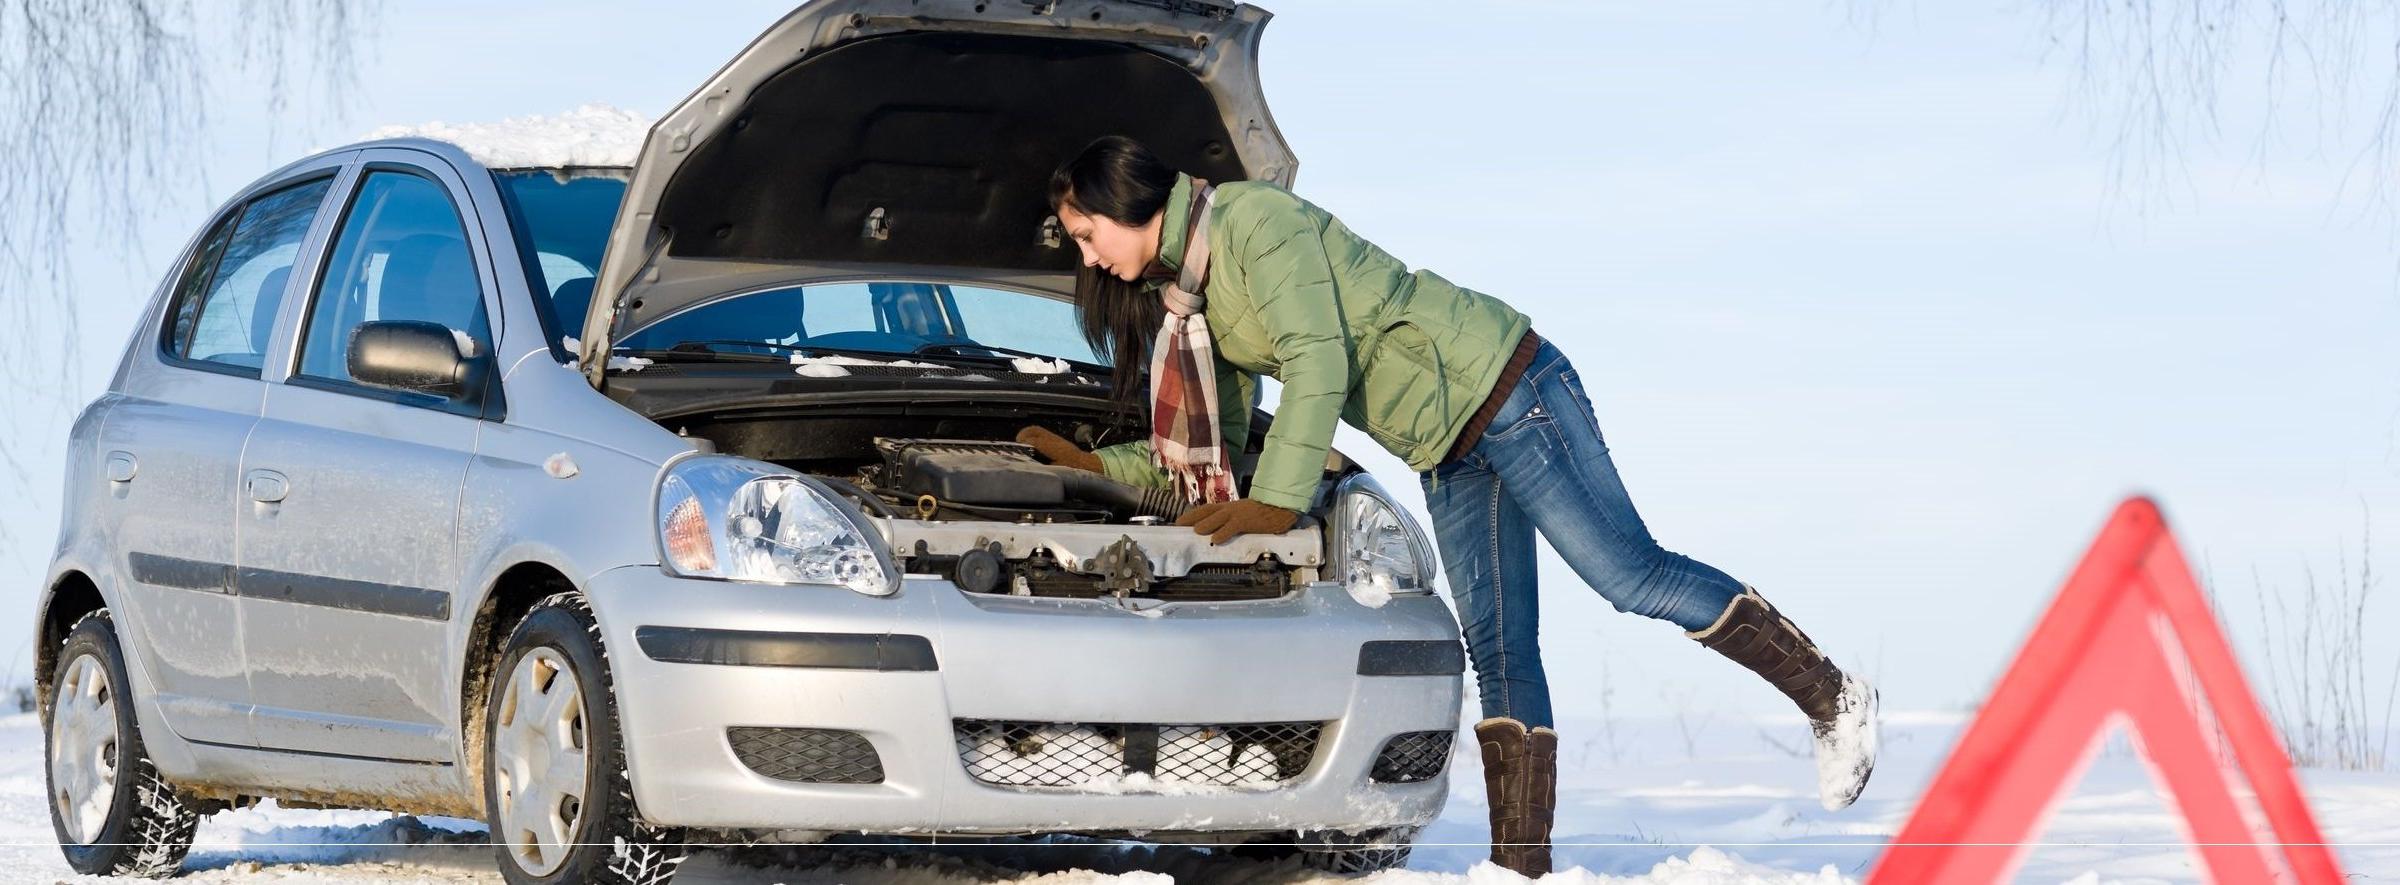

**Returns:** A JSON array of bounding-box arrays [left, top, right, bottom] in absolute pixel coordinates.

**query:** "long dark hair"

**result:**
[[1050, 135, 1177, 407]]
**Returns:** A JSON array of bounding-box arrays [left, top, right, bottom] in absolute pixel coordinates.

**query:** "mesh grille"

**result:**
[[1369, 730, 1455, 784], [955, 720, 1321, 788], [728, 727, 885, 784]]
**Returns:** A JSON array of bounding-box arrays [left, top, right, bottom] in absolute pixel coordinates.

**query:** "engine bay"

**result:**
[[863, 438, 1191, 525], [649, 402, 1322, 602], [847, 439, 1312, 602]]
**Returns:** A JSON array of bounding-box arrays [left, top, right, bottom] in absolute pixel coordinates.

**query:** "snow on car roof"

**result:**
[[359, 102, 650, 169]]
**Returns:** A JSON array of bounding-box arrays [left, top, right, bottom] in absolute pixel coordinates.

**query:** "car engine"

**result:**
[[855, 438, 1191, 525], [827, 439, 1303, 602]]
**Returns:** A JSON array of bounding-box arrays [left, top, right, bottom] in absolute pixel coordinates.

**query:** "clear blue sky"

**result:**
[[5, 1, 2393, 729]]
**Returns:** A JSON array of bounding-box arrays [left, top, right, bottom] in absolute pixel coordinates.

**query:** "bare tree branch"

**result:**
[[2026, 0, 2400, 210], [0, 0, 378, 541]]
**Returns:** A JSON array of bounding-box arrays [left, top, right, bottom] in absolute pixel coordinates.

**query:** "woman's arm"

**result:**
[[1093, 362, 1256, 489], [1221, 198, 1347, 513]]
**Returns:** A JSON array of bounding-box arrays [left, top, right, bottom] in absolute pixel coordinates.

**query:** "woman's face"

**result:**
[[1058, 202, 1161, 282]]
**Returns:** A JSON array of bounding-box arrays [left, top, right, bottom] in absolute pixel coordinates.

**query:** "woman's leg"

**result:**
[[1472, 340, 1879, 810], [1419, 454, 1547, 729], [1421, 452, 1556, 877], [1472, 346, 1743, 631]]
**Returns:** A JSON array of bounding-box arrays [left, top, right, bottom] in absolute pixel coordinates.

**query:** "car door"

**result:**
[[237, 149, 500, 762], [97, 165, 346, 747]]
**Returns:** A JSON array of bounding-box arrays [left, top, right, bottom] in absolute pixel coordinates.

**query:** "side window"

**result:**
[[160, 178, 333, 372], [298, 170, 490, 386], [161, 215, 239, 362]]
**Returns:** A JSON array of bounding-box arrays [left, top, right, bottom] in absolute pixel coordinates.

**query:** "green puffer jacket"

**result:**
[[1095, 173, 1532, 511]]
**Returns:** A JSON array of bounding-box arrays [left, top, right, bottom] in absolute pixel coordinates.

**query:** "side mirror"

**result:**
[[348, 320, 487, 402]]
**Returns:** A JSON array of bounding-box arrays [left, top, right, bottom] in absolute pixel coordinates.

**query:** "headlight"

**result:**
[[655, 456, 898, 596], [1328, 474, 1438, 603]]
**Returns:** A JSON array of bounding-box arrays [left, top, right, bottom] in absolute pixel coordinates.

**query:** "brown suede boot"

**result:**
[[1689, 586, 1880, 810], [1475, 717, 1558, 877], [1688, 588, 1842, 720]]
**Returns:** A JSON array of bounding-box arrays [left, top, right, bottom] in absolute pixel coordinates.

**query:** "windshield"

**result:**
[[618, 281, 1098, 365], [492, 170, 1095, 366], [492, 169, 629, 349]]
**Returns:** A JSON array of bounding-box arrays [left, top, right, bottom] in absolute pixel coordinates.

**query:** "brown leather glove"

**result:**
[[1015, 426, 1101, 473], [1177, 498, 1300, 545]]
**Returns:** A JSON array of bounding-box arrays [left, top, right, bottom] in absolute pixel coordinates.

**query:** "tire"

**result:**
[[44, 610, 202, 878], [484, 592, 685, 885], [1236, 827, 1417, 876], [1300, 839, 1414, 875]]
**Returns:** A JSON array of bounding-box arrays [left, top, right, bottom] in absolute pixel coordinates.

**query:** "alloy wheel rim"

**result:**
[[493, 647, 589, 877], [50, 651, 119, 845]]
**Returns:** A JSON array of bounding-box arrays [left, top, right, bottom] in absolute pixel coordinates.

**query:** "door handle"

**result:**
[[245, 469, 289, 503], [105, 451, 137, 483]]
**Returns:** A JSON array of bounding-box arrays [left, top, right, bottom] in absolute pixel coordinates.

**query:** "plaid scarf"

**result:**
[[1144, 180, 1236, 504]]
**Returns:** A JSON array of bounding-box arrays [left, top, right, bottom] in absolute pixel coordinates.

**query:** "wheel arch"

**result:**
[[36, 571, 109, 711], [458, 561, 581, 797]]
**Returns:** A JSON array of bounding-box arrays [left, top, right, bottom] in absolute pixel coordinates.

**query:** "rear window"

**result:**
[[160, 177, 335, 373]]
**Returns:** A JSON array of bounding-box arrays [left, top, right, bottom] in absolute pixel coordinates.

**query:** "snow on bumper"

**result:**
[[584, 566, 1464, 834]]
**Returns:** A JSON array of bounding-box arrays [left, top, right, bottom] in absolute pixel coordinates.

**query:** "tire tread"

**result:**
[[489, 592, 686, 885], [48, 609, 202, 879]]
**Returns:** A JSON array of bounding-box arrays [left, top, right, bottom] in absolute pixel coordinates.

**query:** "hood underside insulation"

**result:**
[[654, 32, 1252, 274]]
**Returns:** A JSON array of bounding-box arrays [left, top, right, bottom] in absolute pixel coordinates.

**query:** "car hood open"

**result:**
[[579, 0, 1295, 382]]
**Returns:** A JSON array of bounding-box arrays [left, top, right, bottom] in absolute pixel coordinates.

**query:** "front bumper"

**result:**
[[585, 565, 1464, 834]]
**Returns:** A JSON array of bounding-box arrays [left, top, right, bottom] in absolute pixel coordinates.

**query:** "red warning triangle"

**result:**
[[1869, 497, 2345, 884]]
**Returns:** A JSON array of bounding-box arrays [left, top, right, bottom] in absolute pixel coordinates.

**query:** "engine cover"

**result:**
[[876, 438, 1065, 506]]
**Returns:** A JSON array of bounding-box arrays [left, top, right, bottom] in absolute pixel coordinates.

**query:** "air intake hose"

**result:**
[[1051, 468, 1192, 522]]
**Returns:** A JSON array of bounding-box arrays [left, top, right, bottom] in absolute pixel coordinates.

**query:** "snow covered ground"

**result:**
[[0, 710, 2393, 884]]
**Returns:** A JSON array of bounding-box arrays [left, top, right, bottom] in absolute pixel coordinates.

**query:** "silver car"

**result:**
[[34, 2, 1463, 882]]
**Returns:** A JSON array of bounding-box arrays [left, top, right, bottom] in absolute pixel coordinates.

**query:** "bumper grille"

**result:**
[[728, 727, 884, 784], [1013, 562, 1294, 602], [955, 720, 1321, 788], [1369, 730, 1455, 784]]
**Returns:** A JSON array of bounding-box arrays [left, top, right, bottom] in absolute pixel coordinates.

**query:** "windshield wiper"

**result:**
[[616, 340, 1105, 382], [662, 339, 845, 357], [648, 339, 1025, 369], [612, 342, 910, 365], [610, 347, 784, 364], [650, 339, 947, 362], [913, 341, 1107, 374]]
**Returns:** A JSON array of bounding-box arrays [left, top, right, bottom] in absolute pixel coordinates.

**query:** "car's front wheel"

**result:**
[[1230, 827, 1418, 875], [1298, 833, 1416, 876], [484, 593, 685, 885], [45, 610, 202, 878]]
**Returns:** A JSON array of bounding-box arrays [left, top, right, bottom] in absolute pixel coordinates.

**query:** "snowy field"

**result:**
[[0, 711, 2393, 884]]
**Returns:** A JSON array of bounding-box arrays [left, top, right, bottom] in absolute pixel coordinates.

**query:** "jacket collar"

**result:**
[[1140, 172, 1197, 289]]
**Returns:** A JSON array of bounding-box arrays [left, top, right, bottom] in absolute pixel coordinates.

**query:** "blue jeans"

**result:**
[[1419, 340, 1744, 729]]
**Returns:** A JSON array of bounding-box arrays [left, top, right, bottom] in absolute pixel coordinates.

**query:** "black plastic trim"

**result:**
[[188, 736, 453, 766], [635, 626, 938, 671], [127, 553, 446, 621], [234, 566, 451, 621], [157, 352, 269, 380], [1357, 640, 1466, 677], [128, 552, 234, 593]]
